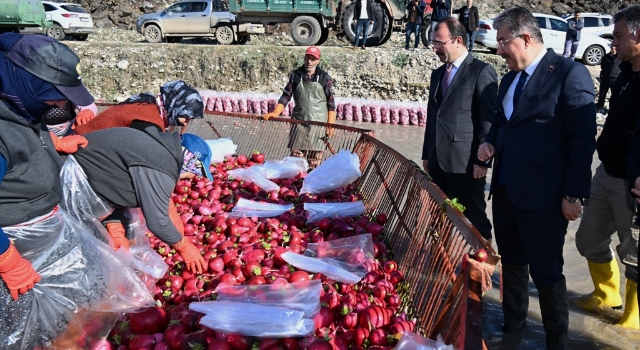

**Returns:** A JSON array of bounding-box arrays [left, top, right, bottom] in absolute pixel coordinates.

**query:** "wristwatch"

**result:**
[[564, 196, 581, 204]]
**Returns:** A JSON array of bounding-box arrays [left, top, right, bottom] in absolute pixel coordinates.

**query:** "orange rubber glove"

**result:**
[[168, 199, 184, 236], [172, 237, 205, 274], [0, 242, 41, 300], [326, 110, 336, 138], [105, 222, 130, 250], [263, 103, 285, 120], [72, 109, 96, 128], [49, 133, 88, 154]]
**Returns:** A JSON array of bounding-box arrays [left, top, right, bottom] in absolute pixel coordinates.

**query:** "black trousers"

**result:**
[[429, 164, 493, 239], [597, 77, 617, 107], [492, 186, 568, 286]]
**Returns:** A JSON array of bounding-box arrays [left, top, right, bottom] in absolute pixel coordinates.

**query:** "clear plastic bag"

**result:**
[[281, 252, 362, 284], [122, 207, 148, 239], [216, 280, 321, 318], [59, 155, 114, 244], [191, 301, 315, 337], [1, 209, 154, 350], [395, 332, 454, 350], [205, 138, 238, 164], [229, 198, 293, 218], [114, 228, 169, 293], [304, 201, 366, 223], [261, 157, 309, 179], [304, 234, 373, 272], [300, 150, 361, 195], [227, 167, 279, 192]]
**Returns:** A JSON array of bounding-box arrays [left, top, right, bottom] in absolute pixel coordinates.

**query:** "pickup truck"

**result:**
[[136, 0, 264, 44]]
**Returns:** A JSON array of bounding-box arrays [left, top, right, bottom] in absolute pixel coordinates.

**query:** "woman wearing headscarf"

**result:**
[[0, 33, 151, 349], [74, 80, 205, 134]]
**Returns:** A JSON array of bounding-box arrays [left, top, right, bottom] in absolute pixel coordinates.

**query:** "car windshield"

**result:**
[[602, 18, 611, 26], [214, 0, 229, 11], [61, 5, 88, 13]]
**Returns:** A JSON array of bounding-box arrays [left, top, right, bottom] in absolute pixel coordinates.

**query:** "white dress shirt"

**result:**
[[503, 48, 547, 120]]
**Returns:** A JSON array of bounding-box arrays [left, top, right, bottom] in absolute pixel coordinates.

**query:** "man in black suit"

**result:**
[[477, 7, 597, 349], [422, 17, 497, 240]]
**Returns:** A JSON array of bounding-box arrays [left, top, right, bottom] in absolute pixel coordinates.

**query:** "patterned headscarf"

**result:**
[[160, 80, 204, 126], [181, 147, 204, 177]]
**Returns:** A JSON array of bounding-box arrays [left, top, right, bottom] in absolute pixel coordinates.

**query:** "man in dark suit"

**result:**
[[453, 0, 479, 52], [477, 7, 597, 349], [422, 17, 497, 240]]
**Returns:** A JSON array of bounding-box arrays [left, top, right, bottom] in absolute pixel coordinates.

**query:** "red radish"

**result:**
[[130, 334, 157, 349], [369, 329, 389, 346], [389, 270, 404, 284], [181, 332, 207, 349], [475, 248, 488, 263], [208, 257, 225, 273], [207, 339, 231, 350], [280, 337, 299, 350], [130, 307, 169, 334], [164, 323, 187, 345], [258, 338, 279, 350], [226, 334, 253, 350], [287, 215, 307, 229], [366, 222, 384, 236], [313, 306, 335, 329], [154, 343, 170, 350], [317, 217, 332, 231], [288, 270, 310, 283], [251, 152, 265, 163], [388, 320, 415, 335], [383, 260, 397, 274], [375, 212, 388, 225], [307, 339, 332, 350], [236, 154, 248, 165], [341, 312, 359, 329]]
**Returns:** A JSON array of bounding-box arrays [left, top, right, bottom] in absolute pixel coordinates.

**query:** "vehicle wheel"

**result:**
[[420, 15, 431, 47], [236, 35, 249, 45], [143, 24, 162, 43], [341, 2, 390, 47], [290, 16, 322, 46], [583, 45, 604, 66], [216, 25, 235, 45], [46, 26, 65, 40], [166, 36, 182, 43], [75, 34, 88, 41], [316, 28, 330, 46], [378, 23, 393, 46]]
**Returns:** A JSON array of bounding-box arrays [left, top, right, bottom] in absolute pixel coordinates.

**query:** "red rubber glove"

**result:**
[[168, 199, 184, 236], [172, 237, 205, 274], [73, 109, 96, 127], [0, 242, 41, 300], [50, 133, 88, 154], [105, 222, 130, 250]]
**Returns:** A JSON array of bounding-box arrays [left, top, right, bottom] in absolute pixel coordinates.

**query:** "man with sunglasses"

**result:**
[[477, 7, 597, 349], [422, 17, 497, 242]]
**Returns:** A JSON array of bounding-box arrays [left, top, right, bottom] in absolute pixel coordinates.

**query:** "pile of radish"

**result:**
[[107, 151, 418, 350]]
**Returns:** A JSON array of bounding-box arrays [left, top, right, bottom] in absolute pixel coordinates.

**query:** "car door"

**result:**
[[162, 2, 190, 34], [536, 16, 559, 53], [186, 1, 211, 33], [547, 17, 568, 54], [582, 16, 601, 37]]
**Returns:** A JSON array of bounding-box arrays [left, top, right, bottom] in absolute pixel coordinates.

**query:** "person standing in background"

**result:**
[[563, 11, 584, 60], [428, 0, 451, 48], [477, 7, 597, 348], [405, 0, 426, 50], [596, 45, 622, 110], [453, 0, 479, 52], [422, 17, 497, 241], [352, 0, 374, 50]]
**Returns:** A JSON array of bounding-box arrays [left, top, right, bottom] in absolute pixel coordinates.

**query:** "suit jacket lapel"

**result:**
[[510, 49, 560, 122], [442, 54, 474, 102], [431, 64, 446, 105], [497, 71, 516, 123]]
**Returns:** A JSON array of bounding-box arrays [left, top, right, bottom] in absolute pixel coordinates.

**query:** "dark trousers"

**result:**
[[596, 77, 617, 108], [492, 186, 568, 286], [430, 164, 492, 239]]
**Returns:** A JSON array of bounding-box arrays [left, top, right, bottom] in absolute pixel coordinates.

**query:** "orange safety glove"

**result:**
[[326, 110, 336, 138], [263, 103, 285, 120], [105, 222, 130, 250], [0, 242, 42, 300], [49, 133, 88, 154], [172, 237, 205, 274], [72, 109, 96, 128], [168, 199, 184, 236]]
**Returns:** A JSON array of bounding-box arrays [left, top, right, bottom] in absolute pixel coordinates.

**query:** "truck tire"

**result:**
[[420, 15, 431, 47], [46, 26, 65, 41], [378, 23, 392, 46], [316, 28, 330, 46], [144, 24, 162, 43], [341, 2, 390, 47], [290, 16, 322, 46], [216, 25, 235, 45], [236, 35, 249, 45], [166, 36, 182, 43], [75, 34, 89, 41]]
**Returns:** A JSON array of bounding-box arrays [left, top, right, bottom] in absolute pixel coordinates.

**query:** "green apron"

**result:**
[[288, 73, 328, 151]]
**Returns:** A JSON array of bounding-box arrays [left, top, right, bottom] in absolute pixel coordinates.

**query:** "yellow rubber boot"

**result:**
[[617, 280, 639, 329], [575, 260, 623, 312]]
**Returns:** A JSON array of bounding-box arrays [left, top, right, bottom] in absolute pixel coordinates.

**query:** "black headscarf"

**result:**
[[123, 80, 204, 126]]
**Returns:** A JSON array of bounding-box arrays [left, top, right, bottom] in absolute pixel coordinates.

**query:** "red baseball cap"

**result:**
[[305, 46, 321, 59]]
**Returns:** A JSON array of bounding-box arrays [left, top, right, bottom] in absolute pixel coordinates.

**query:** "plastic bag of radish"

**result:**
[[300, 150, 361, 194], [304, 233, 374, 274], [229, 198, 293, 218], [395, 332, 454, 350], [304, 201, 366, 223]]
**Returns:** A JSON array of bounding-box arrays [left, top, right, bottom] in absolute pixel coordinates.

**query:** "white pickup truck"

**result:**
[[136, 0, 264, 45]]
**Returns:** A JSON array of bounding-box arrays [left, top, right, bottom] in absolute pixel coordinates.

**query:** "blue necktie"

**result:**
[[513, 71, 529, 107]]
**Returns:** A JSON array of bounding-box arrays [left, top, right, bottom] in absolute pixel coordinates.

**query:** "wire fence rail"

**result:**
[[96, 106, 498, 349]]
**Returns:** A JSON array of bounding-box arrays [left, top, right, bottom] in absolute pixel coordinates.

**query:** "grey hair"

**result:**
[[613, 5, 640, 35], [493, 7, 544, 44]]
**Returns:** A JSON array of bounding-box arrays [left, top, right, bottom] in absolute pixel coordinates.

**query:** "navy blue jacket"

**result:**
[[430, 0, 451, 21], [484, 49, 597, 212]]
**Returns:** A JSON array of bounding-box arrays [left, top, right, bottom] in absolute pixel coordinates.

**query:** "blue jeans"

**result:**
[[354, 19, 370, 47], [465, 30, 477, 52], [405, 22, 420, 48]]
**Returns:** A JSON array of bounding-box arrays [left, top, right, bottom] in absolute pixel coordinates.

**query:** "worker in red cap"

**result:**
[[263, 46, 336, 168]]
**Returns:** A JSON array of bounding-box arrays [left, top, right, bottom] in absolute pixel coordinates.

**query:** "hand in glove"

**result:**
[[105, 222, 130, 250], [263, 103, 285, 121], [172, 237, 205, 274], [0, 243, 41, 300], [50, 133, 88, 154], [326, 111, 337, 138], [72, 109, 96, 128]]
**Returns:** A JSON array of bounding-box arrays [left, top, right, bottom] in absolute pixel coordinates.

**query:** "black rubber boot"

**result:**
[[502, 264, 530, 332], [536, 278, 569, 350]]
